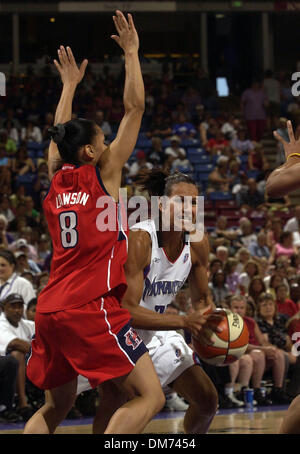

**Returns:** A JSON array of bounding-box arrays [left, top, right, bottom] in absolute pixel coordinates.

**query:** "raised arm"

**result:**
[[266, 120, 300, 197], [48, 46, 88, 180], [100, 11, 144, 179]]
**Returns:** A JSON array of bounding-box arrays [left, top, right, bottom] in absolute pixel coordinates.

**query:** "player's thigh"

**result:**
[[116, 352, 163, 400]]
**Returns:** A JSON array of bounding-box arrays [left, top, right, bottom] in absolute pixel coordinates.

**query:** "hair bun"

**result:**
[[48, 123, 65, 144]]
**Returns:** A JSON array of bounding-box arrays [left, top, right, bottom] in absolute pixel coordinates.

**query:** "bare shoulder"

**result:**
[[190, 233, 210, 266], [126, 229, 152, 270]]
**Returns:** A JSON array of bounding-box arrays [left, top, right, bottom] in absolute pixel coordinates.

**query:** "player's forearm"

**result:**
[[54, 82, 77, 125], [123, 51, 145, 112], [123, 303, 186, 330], [266, 157, 300, 197]]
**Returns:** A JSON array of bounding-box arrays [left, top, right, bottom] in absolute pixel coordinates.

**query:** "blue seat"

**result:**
[[208, 191, 234, 201], [246, 170, 260, 179], [189, 154, 211, 164], [194, 163, 214, 172], [136, 138, 152, 148]]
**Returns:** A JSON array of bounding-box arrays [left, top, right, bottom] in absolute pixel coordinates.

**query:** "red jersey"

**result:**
[[37, 164, 128, 313], [244, 316, 259, 346]]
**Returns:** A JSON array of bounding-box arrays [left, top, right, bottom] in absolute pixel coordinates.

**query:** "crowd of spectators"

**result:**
[[1, 59, 300, 420]]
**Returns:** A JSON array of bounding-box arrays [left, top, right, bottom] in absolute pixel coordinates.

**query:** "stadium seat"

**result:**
[[208, 191, 234, 201], [194, 163, 214, 172], [246, 169, 260, 179]]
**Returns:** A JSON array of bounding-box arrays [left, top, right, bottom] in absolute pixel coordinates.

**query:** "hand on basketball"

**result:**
[[185, 312, 225, 346], [273, 120, 300, 159], [54, 46, 88, 86], [111, 10, 139, 54]]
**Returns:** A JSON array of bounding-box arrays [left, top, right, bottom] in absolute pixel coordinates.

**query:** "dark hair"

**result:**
[[48, 118, 98, 165], [280, 231, 292, 244], [0, 249, 16, 267], [27, 298, 37, 311], [135, 169, 197, 197]]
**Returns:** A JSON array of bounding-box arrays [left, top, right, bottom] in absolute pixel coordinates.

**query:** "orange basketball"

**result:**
[[192, 308, 249, 366]]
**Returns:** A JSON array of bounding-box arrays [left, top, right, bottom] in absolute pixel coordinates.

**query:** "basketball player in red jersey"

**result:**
[[266, 120, 300, 434], [24, 11, 167, 434]]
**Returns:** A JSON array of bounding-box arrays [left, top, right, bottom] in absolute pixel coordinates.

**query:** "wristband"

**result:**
[[287, 153, 300, 159]]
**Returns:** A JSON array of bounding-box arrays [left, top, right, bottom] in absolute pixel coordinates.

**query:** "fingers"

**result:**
[[79, 59, 88, 76], [66, 46, 76, 66], [287, 120, 295, 143], [113, 15, 122, 35], [127, 13, 136, 30], [273, 131, 286, 145], [58, 45, 68, 65], [116, 10, 129, 31], [53, 59, 62, 73]]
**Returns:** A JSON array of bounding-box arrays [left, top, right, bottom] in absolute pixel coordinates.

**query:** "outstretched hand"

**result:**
[[54, 46, 88, 86], [111, 10, 139, 54], [273, 120, 300, 160]]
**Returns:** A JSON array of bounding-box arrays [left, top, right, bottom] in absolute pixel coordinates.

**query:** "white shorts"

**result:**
[[76, 330, 197, 394], [147, 330, 197, 390]]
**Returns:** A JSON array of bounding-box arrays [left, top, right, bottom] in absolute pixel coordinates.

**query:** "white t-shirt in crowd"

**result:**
[[0, 312, 35, 356]]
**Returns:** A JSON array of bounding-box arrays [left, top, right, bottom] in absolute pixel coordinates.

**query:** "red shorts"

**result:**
[[26, 294, 147, 390]]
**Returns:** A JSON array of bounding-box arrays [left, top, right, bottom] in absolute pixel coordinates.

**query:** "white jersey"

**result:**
[[132, 219, 192, 345]]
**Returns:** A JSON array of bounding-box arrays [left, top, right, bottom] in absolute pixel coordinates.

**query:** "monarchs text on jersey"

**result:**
[[37, 164, 128, 312]]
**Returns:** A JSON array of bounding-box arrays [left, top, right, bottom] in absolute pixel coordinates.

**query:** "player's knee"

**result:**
[[9, 350, 25, 364], [191, 381, 218, 415], [240, 354, 253, 368]]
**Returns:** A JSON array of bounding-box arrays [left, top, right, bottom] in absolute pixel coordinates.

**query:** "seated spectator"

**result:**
[[208, 258, 223, 280], [21, 120, 42, 143], [284, 205, 300, 233], [209, 216, 239, 251], [205, 130, 229, 157], [36, 271, 49, 289], [33, 162, 51, 209], [248, 276, 267, 309], [0, 250, 36, 314], [230, 127, 254, 155], [164, 135, 186, 165], [0, 214, 14, 247], [0, 131, 17, 155], [15, 250, 41, 275], [94, 110, 112, 138], [128, 150, 153, 181], [235, 218, 257, 249], [207, 158, 232, 193], [25, 196, 40, 224], [0, 293, 35, 421], [41, 112, 54, 141], [266, 216, 283, 249], [208, 269, 230, 308], [36, 234, 51, 269], [248, 143, 269, 172], [2, 119, 19, 144], [8, 201, 39, 232], [171, 113, 197, 140], [236, 247, 251, 274], [25, 298, 37, 322], [289, 282, 300, 309], [146, 114, 172, 139], [224, 258, 240, 295], [269, 231, 298, 265], [0, 355, 21, 422], [11, 147, 36, 177], [9, 184, 26, 210], [147, 137, 166, 168], [236, 178, 265, 210], [0, 194, 15, 224], [215, 245, 229, 266], [248, 231, 271, 260], [274, 284, 298, 320], [230, 294, 289, 405], [228, 159, 245, 189], [17, 227, 39, 262], [0, 144, 11, 169], [239, 260, 260, 295], [266, 273, 285, 299], [21, 271, 35, 287], [220, 114, 238, 141], [171, 153, 193, 173]]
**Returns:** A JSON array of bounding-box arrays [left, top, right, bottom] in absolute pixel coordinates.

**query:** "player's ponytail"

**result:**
[[48, 118, 97, 165], [135, 169, 197, 197]]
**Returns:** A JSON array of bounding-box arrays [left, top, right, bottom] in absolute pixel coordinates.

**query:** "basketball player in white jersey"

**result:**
[[92, 169, 224, 434]]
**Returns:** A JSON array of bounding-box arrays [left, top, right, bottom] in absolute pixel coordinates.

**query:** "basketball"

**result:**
[[192, 308, 249, 366]]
